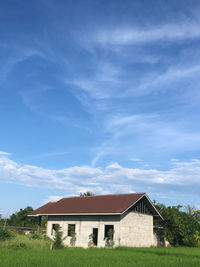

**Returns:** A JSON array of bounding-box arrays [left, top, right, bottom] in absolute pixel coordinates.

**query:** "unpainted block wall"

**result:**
[[46, 212, 154, 248], [47, 215, 121, 248], [120, 212, 154, 247]]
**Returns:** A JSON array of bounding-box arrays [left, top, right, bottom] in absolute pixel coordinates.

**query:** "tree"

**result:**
[[41, 216, 48, 227], [184, 205, 196, 216], [8, 206, 37, 227], [0, 214, 3, 226], [80, 192, 94, 196], [154, 203, 200, 247], [193, 210, 200, 223]]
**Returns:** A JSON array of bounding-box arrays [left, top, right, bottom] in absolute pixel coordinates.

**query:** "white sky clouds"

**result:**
[[44, 195, 64, 203], [1, 153, 200, 200]]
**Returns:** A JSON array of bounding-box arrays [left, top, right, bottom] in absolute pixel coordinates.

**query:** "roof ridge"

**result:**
[[60, 192, 145, 200]]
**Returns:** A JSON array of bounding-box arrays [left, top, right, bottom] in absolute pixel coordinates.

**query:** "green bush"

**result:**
[[18, 230, 25, 235], [53, 229, 64, 249], [30, 233, 41, 240], [0, 228, 15, 241], [107, 229, 114, 248]]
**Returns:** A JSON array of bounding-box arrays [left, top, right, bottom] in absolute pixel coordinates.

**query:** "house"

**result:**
[[29, 193, 163, 247]]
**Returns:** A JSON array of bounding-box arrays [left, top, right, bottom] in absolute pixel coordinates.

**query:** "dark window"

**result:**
[[104, 225, 114, 239], [68, 224, 75, 236], [92, 228, 98, 246], [51, 224, 59, 236]]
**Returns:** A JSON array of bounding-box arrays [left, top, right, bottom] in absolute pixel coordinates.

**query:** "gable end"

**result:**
[[122, 194, 163, 220]]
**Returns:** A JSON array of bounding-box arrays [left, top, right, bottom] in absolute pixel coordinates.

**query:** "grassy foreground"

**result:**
[[0, 246, 200, 267], [0, 235, 200, 267]]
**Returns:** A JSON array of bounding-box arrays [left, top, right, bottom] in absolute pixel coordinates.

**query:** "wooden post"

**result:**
[[50, 240, 53, 250], [37, 215, 42, 234]]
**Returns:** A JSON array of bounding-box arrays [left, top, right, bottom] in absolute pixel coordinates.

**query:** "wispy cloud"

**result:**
[[0, 151, 11, 156], [170, 158, 179, 162], [69, 53, 200, 108], [69, 19, 200, 110], [28, 151, 69, 160], [91, 22, 200, 47], [0, 49, 44, 84], [70, 62, 121, 100], [130, 158, 142, 162], [107, 112, 200, 142], [91, 140, 117, 167], [134, 64, 200, 97], [19, 89, 68, 124]]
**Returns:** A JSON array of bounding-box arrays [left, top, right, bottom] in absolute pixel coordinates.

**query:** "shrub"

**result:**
[[107, 229, 114, 248], [53, 228, 66, 249], [0, 228, 14, 241], [70, 231, 76, 247], [193, 231, 200, 247], [18, 230, 25, 235], [30, 233, 41, 240]]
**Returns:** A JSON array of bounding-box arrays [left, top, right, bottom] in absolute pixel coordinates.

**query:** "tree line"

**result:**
[[0, 207, 47, 228]]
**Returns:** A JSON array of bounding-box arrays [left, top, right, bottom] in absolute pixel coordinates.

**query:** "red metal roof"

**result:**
[[29, 193, 146, 215], [29, 201, 56, 215]]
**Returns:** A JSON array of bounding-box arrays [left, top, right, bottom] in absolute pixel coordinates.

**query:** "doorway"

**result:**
[[92, 228, 98, 246]]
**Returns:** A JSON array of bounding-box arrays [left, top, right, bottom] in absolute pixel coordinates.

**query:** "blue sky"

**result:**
[[1, 0, 200, 216]]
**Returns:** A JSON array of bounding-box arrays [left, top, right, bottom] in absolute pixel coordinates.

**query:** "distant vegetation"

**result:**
[[0, 206, 47, 228], [80, 191, 95, 196]]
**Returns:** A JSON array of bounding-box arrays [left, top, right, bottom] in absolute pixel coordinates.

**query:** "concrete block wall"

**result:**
[[46, 212, 154, 248], [47, 215, 121, 248], [120, 212, 154, 247]]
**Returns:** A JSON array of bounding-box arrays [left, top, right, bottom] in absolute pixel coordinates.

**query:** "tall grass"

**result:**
[[0, 246, 200, 266], [0, 233, 50, 250], [0, 235, 200, 267]]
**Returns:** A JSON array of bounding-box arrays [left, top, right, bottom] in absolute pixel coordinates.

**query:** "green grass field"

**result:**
[[1, 247, 200, 267], [0, 235, 200, 267]]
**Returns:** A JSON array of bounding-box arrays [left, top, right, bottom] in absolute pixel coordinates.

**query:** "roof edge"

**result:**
[[28, 212, 122, 216], [144, 194, 164, 220], [121, 193, 145, 215], [60, 192, 146, 199]]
